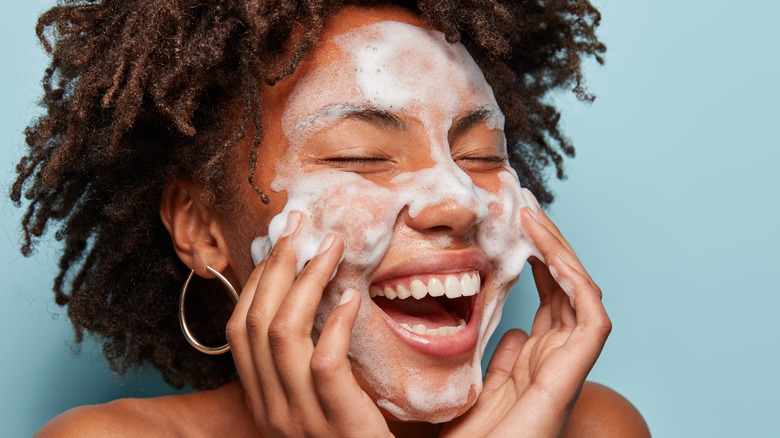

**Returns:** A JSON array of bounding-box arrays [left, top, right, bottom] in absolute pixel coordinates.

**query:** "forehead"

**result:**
[[274, 7, 499, 142]]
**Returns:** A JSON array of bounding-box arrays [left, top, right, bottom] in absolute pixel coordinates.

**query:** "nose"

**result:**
[[401, 162, 489, 236], [403, 198, 483, 236]]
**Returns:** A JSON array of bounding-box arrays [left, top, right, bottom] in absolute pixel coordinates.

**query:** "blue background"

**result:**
[[2, 1, 778, 436]]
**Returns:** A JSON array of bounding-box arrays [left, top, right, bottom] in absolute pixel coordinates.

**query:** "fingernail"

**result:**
[[338, 288, 356, 306], [316, 232, 337, 255], [280, 211, 301, 237]]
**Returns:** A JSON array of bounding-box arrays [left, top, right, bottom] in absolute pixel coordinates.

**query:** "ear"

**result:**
[[160, 181, 229, 278]]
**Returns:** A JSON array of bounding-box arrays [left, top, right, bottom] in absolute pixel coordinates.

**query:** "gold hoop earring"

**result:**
[[179, 266, 239, 355]]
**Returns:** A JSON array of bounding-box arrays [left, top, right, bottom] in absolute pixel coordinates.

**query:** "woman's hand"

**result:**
[[441, 206, 612, 437], [226, 211, 392, 438]]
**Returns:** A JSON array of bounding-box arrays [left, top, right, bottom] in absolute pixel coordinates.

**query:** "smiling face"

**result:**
[[224, 6, 539, 423]]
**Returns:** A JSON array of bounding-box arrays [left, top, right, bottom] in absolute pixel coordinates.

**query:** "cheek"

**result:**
[[470, 171, 505, 194], [475, 171, 540, 285], [313, 185, 399, 268], [262, 170, 402, 272]]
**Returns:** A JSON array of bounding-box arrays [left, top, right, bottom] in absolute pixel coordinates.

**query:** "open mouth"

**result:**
[[369, 272, 480, 337]]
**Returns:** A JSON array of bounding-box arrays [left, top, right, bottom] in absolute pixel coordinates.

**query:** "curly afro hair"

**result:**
[[11, 0, 604, 390]]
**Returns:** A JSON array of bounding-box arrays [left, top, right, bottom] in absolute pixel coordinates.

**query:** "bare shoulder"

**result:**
[[34, 397, 175, 438], [563, 381, 651, 438], [34, 381, 255, 438]]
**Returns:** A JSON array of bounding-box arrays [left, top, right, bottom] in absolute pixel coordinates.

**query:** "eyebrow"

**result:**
[[342, 106, 407, 131], [294, 103, 407, 135], [451, 107, 503, 138]]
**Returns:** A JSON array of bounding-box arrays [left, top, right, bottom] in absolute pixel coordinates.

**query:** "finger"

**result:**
[[523, 188, 577, 258], [311, 290, 389, 433], [526, 209, 605, 332], [560, 287, 577, 330], [249, 211, 304, 320], [535, 208, 577, 259], [269, 233, 345, 411], [483, 329, 529, 391], [558, 284, 577, 330], [524, 206, 596, 338], [529, 256, 557, 302], [522, 207, 573, 269], [522, 208, 600, 298], [245, 212, 305, 414], [549, 253, 611, 361], [226, 260, 267, 419], [527, 258, 554, 337], [550, 283, 564, 329], [311, 289, 378, 423], [270, 233, 345, 351]]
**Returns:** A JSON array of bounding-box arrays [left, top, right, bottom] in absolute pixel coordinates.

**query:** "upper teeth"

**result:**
[[369, 273, 480, 300]]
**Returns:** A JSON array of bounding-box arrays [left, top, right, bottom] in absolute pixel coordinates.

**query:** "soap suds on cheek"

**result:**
[[256, 169, 400, 272], [476, 171, 542, 283]]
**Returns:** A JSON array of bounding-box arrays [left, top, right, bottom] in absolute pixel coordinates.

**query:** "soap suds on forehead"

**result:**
[[281, 20, 504, 151], [250, 19, 540, 422], [335, 21, 487, 120]]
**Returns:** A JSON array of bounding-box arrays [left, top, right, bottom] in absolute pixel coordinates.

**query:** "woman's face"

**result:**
[[223, 6, 538, 423]]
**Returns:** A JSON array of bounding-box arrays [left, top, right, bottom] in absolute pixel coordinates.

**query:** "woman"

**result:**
[[14, 0, 649, 436]]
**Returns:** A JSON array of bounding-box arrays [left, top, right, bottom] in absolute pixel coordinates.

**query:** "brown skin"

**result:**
[[36, 381, 649, 437], [37, 6, 649, 438]]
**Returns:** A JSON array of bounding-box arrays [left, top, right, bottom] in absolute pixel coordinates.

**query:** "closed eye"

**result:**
[[320, 156, 395, 174], [323, 157, 391, 164], [454, 155, 508, 172]]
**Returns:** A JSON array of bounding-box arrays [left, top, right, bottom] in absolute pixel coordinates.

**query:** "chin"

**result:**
[[379, 389, 478, 424], [352, 357, 482, 423]]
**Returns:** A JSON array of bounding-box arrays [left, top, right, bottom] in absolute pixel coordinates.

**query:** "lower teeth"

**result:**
[[398, 318, 466, 336]]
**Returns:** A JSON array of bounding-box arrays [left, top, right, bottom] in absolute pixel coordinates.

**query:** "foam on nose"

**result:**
[[394, 163, 489, 223]]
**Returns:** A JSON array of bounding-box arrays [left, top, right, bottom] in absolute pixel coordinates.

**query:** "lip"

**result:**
[[373, 293, 482, 357], [369, 249, 488, 284]]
